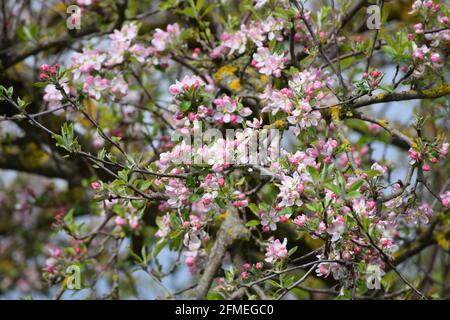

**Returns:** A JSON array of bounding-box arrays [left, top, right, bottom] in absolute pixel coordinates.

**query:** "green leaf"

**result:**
[[189, 193, 201, 203], [382, 45, 397, 59], [17, 24, 39, 42], [63, 209, 74, 226], [349, 180, 363, 193], [379, 85, 394, 93], [186, 175, 196, 188], [215, 198, 227, 210], [6, 86, 13, 98], [248, 203, 260, 216], [180, 100, 191, 112], [267, 279, 281, 288], [153, 239, 168, 258], [245, 220, 260, 227], [346, 191, 361, 198], [288, 246, 298, 256], [306, 166, 320, 182], [323, 183, 340, 195], [206, 292, 224, 300], [53, 122, 80, 152], [32, 82, 48, 88]]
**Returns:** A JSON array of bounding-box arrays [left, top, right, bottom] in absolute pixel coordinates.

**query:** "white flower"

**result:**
[[326, 216, 345, 242], [366, 264, 385, 290]]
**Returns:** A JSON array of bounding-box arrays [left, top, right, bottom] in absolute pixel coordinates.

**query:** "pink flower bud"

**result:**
[[115, 216, 127, 226], [91, 181, 101, 190], [230, 114, 238, 125], [169, 84, 180, 96], [40, 64, 50, 72], [370, 70, 382, 78], [185, 256, 195, 267], [422, 163, 430, 171]]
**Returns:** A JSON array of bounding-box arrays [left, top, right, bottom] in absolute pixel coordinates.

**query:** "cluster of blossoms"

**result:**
[[213, 96, 252, 124], [260, 68, 331, 135], [151, 23, 181, 52], [210, 15, 287, 59], [411, 43, 443, 78], [42, 22, 183, 112], [408, 141, 448, 171], [30, 0, 449, 300], [407, 0, 448, 78], [409, 0, 441, 15], [41, 64, 69, 111]]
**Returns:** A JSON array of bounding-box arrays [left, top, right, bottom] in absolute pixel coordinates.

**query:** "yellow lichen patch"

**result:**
[[214, 65, 237, 82], [267, 120, 286, 130], [227, 228, 233, 238], [19, 142, 50, 169], [229, 79, 242, 91], [219, 211, 230, 220], [331, 107, 341, 124], [422, 83, 450, 97], [435, 232, 449, 250], [260, 75, 269, 83], [343, 138, 352, 151], [378, 119, 387, 128]]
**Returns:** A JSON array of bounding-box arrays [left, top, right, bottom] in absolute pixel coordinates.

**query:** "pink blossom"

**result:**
[[413, 23, 424, 34], [43, 85, 64, 110], [265, 238, 288, 264], [440, 191, 450, 208], [294, 214, 308, 227], [152, 23, 181, 52], [252, 47, 286, 77], [260, 209, 280, 232], [83, 75, 109, 99]]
